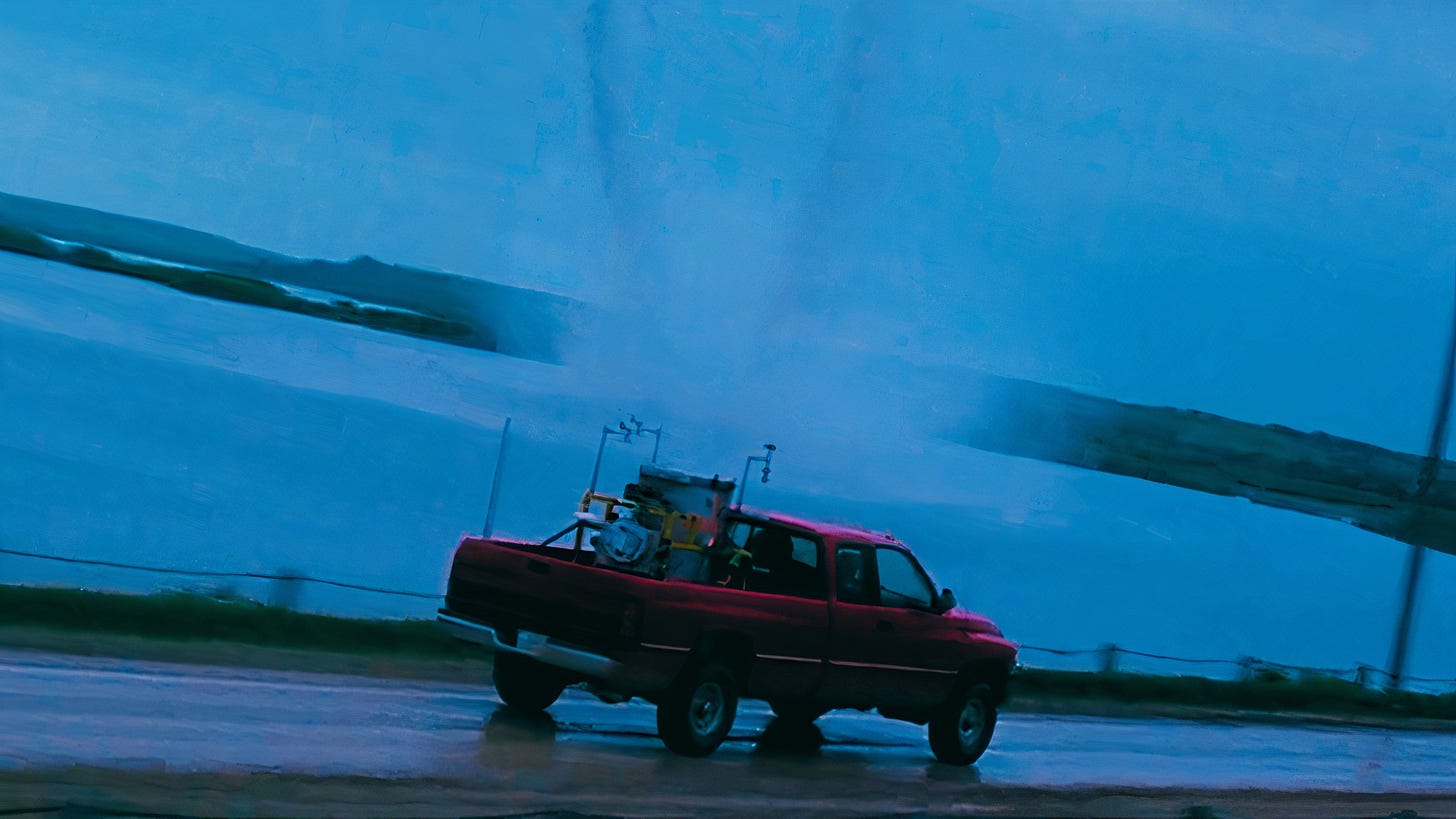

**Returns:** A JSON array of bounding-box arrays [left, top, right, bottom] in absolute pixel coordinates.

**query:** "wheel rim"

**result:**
[[957, 698, 986, 750], [690, 681, 726, 737]]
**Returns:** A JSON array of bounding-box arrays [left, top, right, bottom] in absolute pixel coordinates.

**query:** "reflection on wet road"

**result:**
[[4, 648, 1455, 796]]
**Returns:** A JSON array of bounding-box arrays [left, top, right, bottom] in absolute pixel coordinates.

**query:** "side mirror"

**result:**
[[935, 588, 957, 613]]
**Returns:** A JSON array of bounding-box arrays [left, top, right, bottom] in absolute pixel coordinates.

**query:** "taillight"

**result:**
[[619, 599, 644, 641]]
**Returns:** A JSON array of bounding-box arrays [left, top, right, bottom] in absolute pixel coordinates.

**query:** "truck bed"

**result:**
[[442, 534, 839, 699], [444, 536, 643, 651]]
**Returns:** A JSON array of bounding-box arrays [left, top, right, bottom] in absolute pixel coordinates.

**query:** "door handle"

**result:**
[[876, 620, 894, 633]]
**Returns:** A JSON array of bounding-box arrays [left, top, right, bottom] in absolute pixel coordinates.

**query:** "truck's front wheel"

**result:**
[[656, 662, 739, 757], [928, 682, 997, 765], [492, 652, 567, 712]]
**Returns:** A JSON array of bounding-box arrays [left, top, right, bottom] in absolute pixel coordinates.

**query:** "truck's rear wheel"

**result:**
[[656, 662, 738, 757], [769, 700, 826, 724], [492, 652, 567, 712], [928, 682, 996, 765]]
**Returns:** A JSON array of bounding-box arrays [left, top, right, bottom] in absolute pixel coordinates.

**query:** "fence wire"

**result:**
[[1013, 644, 1456, 686], [0, 545, 442, 600], [5, 544, 1456, 686]]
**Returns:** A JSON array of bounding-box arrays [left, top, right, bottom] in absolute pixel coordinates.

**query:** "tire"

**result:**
[[928, 682, 997, 766], [769, 700, 827, 724], [656, 662, 739, 757], [492, 652, 567, 712]]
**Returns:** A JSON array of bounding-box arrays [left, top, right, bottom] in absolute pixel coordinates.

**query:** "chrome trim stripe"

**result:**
[[756, 653, 821, 664], [827, 658, 958, 675], [640, 642, 691, 653]]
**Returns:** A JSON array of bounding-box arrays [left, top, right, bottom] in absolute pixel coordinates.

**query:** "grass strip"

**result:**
[[5, 584, 1455, 722], [1010, 667, 1456, 721], [0, 584, 478, 659]]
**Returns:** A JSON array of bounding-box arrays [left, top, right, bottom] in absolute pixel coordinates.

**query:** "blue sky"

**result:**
[[3, 1, 1456, 677], [3, 1, 1454, 448]]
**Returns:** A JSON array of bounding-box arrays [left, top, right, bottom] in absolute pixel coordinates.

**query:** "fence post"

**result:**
[[269, 569, 304, 610], [1237, 656, 1257, 681], [1098, 643, 1119, 674]]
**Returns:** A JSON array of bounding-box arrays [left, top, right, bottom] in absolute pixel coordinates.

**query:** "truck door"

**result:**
[[822, 543, 959, 708], [717, 520, 829, 701]]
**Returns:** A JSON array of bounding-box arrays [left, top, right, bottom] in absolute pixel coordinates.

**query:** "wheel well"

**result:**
[[690, 631, 754, 684], [959, 658, 1013, 705]]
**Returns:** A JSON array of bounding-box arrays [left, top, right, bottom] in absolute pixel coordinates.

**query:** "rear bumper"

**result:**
[[437, 609, 622, 680]]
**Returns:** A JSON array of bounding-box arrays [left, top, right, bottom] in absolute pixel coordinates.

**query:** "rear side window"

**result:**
[[834, 543, 872, 605], [720, 521, 824, 599], [875, 547, 935, 610]]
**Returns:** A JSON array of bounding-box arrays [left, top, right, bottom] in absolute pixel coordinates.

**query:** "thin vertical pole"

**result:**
[[736, 445, 775, 507], [588, 426, 611, 497], [1388, 267, 1456, 686], [1388, 544, 1426, 686], [482, 416, 511, 537], [737, 457, 753, 507]]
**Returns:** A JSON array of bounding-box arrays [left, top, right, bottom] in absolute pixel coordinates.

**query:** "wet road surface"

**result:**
[[4, 648, 1455, 809]]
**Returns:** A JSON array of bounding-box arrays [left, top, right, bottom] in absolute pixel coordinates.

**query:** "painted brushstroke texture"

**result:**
[[0, 192, 576, 360], [12, 186, 1456, 556], [948, 374, 1456, 554]]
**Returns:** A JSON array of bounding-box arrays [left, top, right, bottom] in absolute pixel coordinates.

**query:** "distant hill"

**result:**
[[947, 371, 1456, 555], [0, 191, 577, 362]]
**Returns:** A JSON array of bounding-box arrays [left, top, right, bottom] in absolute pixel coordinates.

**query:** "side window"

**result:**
[[834, 543, 872, 605], [790, 537, 817, 568], [719, 520, 752, 553], [875, 547, 935, 610], [732, 523, 824, 599]]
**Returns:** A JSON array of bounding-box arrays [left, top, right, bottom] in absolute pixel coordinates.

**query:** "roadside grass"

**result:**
[[1010, 667, 1456, 721], [5, 584, 1454, 723], [0, 584, 480, 660]]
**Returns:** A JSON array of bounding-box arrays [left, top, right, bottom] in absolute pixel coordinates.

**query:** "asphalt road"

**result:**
[[4, 648, 1456, 815]]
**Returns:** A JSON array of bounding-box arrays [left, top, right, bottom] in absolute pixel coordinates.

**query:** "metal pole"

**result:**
[[587, 426, 611, 497], [482, 416, 511, 537], [1388, 266, 1456, 686], [735, 444, 776, 507], [1389, 545, 1426, 686], [627, 417, 661, 464]]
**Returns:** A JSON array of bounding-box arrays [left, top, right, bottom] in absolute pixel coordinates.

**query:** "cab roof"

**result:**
[[734, 506, 901, 545]]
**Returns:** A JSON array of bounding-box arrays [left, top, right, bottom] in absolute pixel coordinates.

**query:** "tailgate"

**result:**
[[444, 537, 638, 649]]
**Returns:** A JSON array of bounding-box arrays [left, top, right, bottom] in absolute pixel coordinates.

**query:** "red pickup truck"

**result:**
[[439, 473, 1017, 765]]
